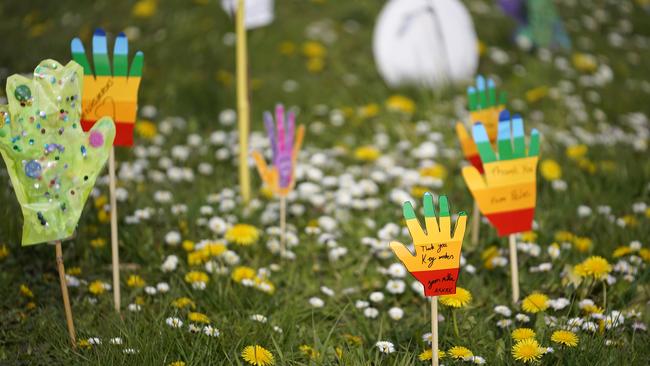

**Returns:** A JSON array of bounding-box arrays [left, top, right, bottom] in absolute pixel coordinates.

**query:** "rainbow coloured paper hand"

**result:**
[[389, 194, 467, 297], [0, 60, 115, 245], [462, 110, 540, 237], [456, 75, 507, 173], [252, 104, 305, 197], [71, 28, 143, 146]]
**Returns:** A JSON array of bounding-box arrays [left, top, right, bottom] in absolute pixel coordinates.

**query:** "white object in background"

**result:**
[[373, 0, 479, 90], [222, 0, 274, 29]]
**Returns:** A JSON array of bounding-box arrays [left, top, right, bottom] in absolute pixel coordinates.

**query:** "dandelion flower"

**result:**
[[241, 345, 274, 366], [375, 341, 395, 354], [167, 361, 185, 366], [354, 146, 380, 161], [226, 224, 260, 246], [172, 297, 196, 309], [439, 287, 472, 308], [522, 292, 549, 313], [126, 275, 145, 288], [574, 256, 612, 279], [89, 280, 106, 295], [511, 328, 536, 341], [299, 345, 321, 360], [385, 95, 415, 114], [448, 346, 472, 359], [184, 271, 209, 284], [418, 349, 445, 361], [512, 338, 544, 363], [540, 159, 562, 181], [232, 266, 256, 282], [188, 312, 210, 324], [551, 330, 579, 347]]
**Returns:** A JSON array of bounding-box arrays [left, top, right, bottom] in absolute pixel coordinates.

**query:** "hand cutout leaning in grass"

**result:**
[[0, 60, 115, 245], [252, 104, 305, 197], [456, 75, 507, 173], [462, 110, 540, 237], [390, 194, 467, 297], [71, 28, 143, 146]]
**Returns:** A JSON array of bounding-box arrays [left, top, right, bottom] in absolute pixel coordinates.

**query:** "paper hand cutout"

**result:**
[[389, 194, 467, 297], [252, 104, 305, 197], [0, 60, 115, 245], [462, 110, 539, 237], [71, 28, 143, 146], [456, 75, 507, 174]]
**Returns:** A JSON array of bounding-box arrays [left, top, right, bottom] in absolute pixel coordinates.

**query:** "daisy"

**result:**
[[388, 307, 404, 320], [375, 341, 395, 354], [166, 317, 183, 328], [512, 338, 544, 363], [241, 345, 274, 366], [309, 297, 325, 308], [203, 325, 220, 337]]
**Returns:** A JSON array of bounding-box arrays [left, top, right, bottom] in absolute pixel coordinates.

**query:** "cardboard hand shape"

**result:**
[[389, 194, 467, 297], [0, 60, 115, 245], [462, 110, 539, 237], [71, 28, 143, 146], [456, 75, 507, 174], [252, 105, 305, 197]]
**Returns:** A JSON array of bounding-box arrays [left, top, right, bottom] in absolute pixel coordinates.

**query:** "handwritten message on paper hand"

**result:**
[[389, 194, 467, 297], [0, 60, 115, 245], [462, 110, 540, 237], [71, 28, 143, 146], [252, 104, 305, 197], [456, 75, 507, 173]]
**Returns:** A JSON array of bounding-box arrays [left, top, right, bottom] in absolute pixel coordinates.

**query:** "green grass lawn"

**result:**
[[1, 0, 650, 365]]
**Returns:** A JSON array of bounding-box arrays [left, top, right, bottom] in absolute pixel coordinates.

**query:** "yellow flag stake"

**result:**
[[236, 0, 251, 204], [55, 240, 77, 348], [509, 234, 520, 303], [431, 297, 439, 366], [108, 148, 121, 313]]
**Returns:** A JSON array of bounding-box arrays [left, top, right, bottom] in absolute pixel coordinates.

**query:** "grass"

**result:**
[[1, 0, 650, 365]]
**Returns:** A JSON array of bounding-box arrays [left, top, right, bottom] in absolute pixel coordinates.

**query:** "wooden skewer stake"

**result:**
[[108, 147, 121, 313], [431, 296, 439, 366], [471, 200, 480, 248], [236, 0, 251, 204], [508, 234, 520, 303], [279, 195, 286, 255], [55, 241, 77, 348]]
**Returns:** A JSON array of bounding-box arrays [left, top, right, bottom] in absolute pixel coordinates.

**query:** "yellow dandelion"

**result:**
[[554, 231, 574, 242], [302, 41, 326, 58], [551, 330, 578, 347], [206, 242, 227, 256], [343, 333, 363, 346], [132, 0, 157, 18], [77, 339, 92, 349], [167, 362, 185, 366], [566, 144, 587, 160], [88, 280, 105, 295], [135, 119, 157, 139], [482, 246, 499, 269], [306, 57, 325, 73], [525, 86, 548, 103], [357, 104, 380, 119], [182, 240, 195, 252], [172, 297, 196, 309], [572, 53, 598, 73], [522, 292, 549, 313], [511, 328, 536, 341], [418, 349, 445, 361], [520, 231, 537, 242], [225, 224, 260, 246], [66, 267, 82, 276], [512, 338, 544, 363], [581, 304, 604, 315], [241, 345, 275, 366], [448, 346, 472, 359], [90, 238, 106, 248], [126, 275, 145, 288], [639, 248, 650, 262], [612, 246, 633, 258], [232, 266, 256, 283], [540, 159, 562, 181], [184, 271, 209, 284], [574, 256, 612, 280], [419, 164, 448, 180], [0, 244, 9, 260], [188, 312, 210, 324], [19, 284, 33, 298], [188, 250, 209, 266], [299, 345, 321, 360], [354, 145, 381, 162], [411, 186, 428, 198], [385, 95, 415, 114], [572, 237, 593, 252], [439, 287, 472, 308]]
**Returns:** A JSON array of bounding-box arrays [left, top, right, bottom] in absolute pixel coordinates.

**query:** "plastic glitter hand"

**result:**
[[0, 60, 115, 245], [461, 110, 539, 237], [252, 104, 305, 197], [389, 194, 467, 297], [456, 75, 507, 173], [71, 28, 143, 146]]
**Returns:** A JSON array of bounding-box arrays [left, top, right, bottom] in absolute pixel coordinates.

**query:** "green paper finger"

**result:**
[[403, 201, 416, 220], [472, 123, 497, 163], [113, 32, 129, 77], [92, 29, 111, 76], [499, 91, 508, 105], [512, 114, 526, 158], [528, 128, 540, 157], [438, 195, 450, 217], [423, 192, 435, 218], [477, 75, 487, 109], [467, 86, 478, 111], [70, 38, 93, 76], [497, 111, 514, 160], [487, 79, 496, 107], [129, 51, 144, 78]]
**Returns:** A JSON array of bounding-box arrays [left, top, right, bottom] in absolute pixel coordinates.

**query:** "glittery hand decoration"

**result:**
[[456, 75, 507, 174], [461, 110, 539, 237], [0, 60, 115, 245], [389, 194, 467, 297], [252, 104, 305, 197], [71, 28, 143, 146]]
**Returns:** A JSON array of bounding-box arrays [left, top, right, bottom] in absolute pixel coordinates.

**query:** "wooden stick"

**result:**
[[55, 241, 77, 348], [279, 195, 286, 255], [471, 200, 480, 248], [508, 234, 520, 303], [108, 147, 121, 313], [236, 0, 251, 204], [431, 296, 439, 366]]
